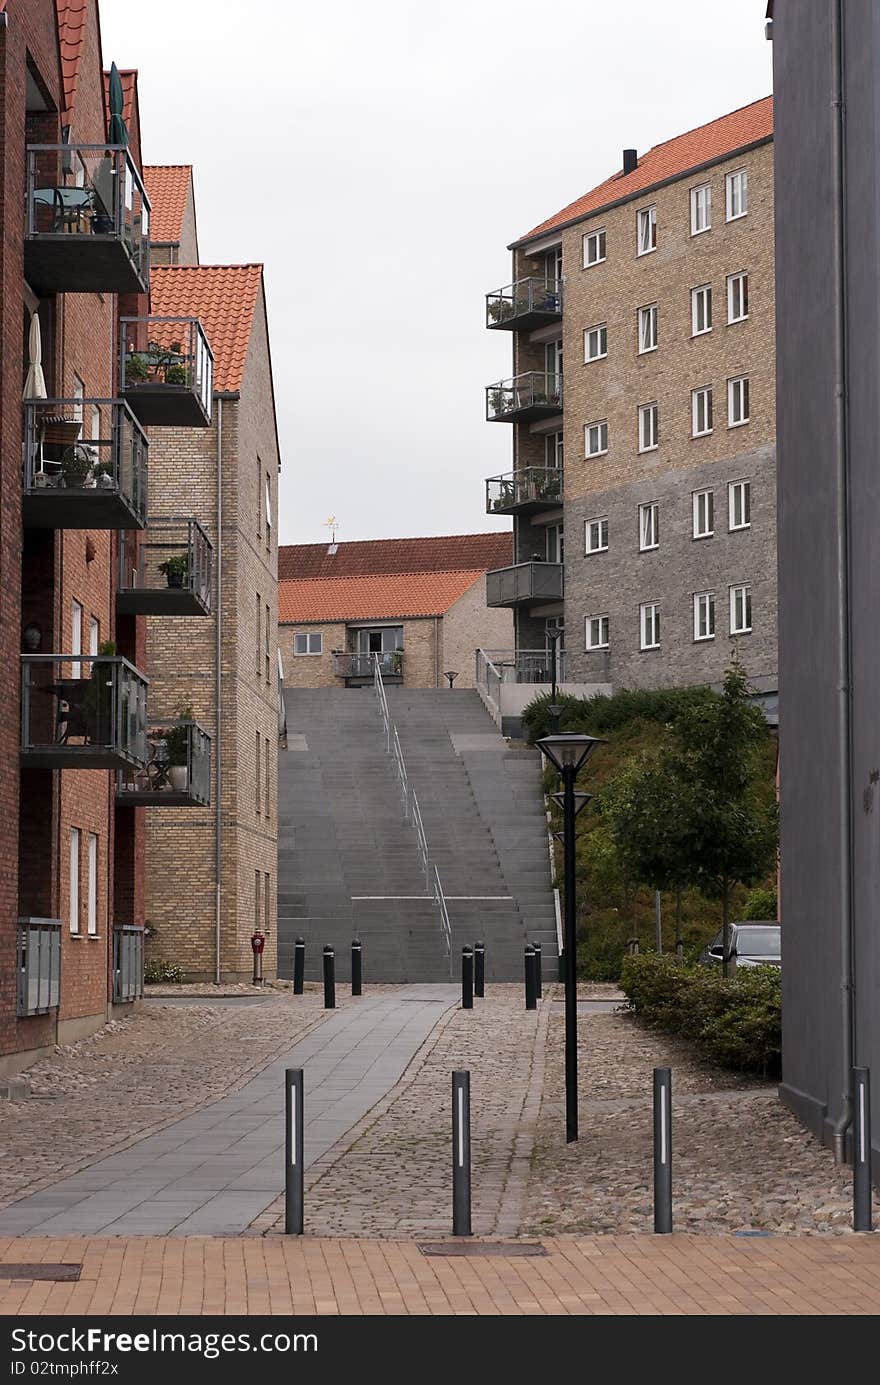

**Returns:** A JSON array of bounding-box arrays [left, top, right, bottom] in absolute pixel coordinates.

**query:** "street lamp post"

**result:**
[[538, 734, 604, 1143]]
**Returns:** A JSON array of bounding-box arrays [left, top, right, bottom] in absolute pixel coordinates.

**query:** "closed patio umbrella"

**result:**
[[23, 312, 47, 400], [107, 62, 128, 146]]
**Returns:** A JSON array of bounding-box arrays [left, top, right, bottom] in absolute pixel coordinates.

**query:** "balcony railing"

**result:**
[[486, 467, 563, 515], [332, 651, 403, 681], [25, 145, 150, 294], [486, 277, 562, 331], [17, 918, 61, 1017], [117, 519, 213, 617], [21, 654, 148, 770], [120, 317, 214, 426], [486, 372, 563, 422], [23, 399, 147, 530], [485, 561, 564, 608], [116, 719, 211, 806], [113, 926, 144, 1003]]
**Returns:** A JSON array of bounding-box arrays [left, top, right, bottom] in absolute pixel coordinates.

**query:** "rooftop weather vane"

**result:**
[[324, 515, 339, 545]]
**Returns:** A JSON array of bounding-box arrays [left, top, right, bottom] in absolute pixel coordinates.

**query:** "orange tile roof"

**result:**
[[279, 533, 513, 581], [55, 1, 88, 117], [279, 571, 486, 623], [103, 67, 137, 131], [516, 95, 773, 245], [149, 264, 263, 393], [143, 166, 192, 243]]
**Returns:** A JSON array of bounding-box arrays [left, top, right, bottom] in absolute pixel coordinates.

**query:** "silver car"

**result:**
[[700, 921, 781, 969]]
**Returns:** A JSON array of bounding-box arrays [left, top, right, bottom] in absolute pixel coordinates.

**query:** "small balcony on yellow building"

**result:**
[[485, 372, 563, 423], [486, 277, 562, 332], [120, 317, 214, 427]]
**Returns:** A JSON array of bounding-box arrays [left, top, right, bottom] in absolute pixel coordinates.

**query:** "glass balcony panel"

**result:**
[[116, 719, 211, 806], [120, 317, 214, 426], [25, 145, 150, 294], [117, 519, 213, 616], [485, 467, 563, 515], [332, 652, 403, 681], [23, 399, 147, 530], [485, 372, 563, 422], [113, 926, 144, 1003], [17, 919, 61, 1016], [486, 277, 562, 331], [485, 562, 564, 608], [21, 655, 148, 769]]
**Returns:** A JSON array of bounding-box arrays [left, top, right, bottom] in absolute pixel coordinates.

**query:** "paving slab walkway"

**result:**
[[0, 987, 458, 1239]]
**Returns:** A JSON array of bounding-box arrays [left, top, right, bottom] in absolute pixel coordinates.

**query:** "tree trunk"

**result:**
[[721, 881, 732, 979], [675, 886, 683, 958]]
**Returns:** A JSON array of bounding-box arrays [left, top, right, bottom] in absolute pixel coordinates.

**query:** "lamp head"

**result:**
[[536, 733, 605, 774], [550, 790, 592, 817]]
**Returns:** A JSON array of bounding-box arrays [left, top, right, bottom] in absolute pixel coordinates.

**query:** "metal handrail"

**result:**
[[433, 866, 453, 977], [411, 789, 430, 889], [374, 653, 391, 751], [392, 726, 409, 819]]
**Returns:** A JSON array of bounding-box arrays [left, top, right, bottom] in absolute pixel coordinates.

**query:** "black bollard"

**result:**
[[452, 1070, 472, 1236], [853, 1067, 872, 1233], [351, 939, 362, 997], [653, 1067, 673, 1234], [474, 941, 485, 998], [525, 945, 537, 1011], [533, 941, 543, 1000], [322, 945, 335, 1009], [293, 937, 305, 995], [285, 1068, 304, 1234], [461, 946, 474, 1010]]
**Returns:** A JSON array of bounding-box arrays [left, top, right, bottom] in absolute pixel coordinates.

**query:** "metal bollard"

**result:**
[[452, 1070, 472, 1236], [853, 1067, 872, 1232], [474, 941, 485, 998], [533, 941, 543, 999], [293, 937, 305, 995], [285, 1068, 304, 1234], [461, 946, 474, 1010], [653, 1067, 673, 1234], [524, 945, 537, 1011], [351, 939, 362, 997], [322, 945, 335, 1009]]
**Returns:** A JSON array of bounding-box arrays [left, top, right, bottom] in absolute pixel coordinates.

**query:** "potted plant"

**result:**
[[60, 443, 94, 489], [164, 363, 187, 386], [92, 460, 115, 489], [125, 352, 149, 383], [158, 553, 190, 589], [164, 703, 193, 792]]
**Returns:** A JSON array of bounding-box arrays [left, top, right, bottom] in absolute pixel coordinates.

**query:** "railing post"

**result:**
[[351, 939, 362, 997], [461, 946, 473, 1010], [524, 944, 537, 1011], [533, 940, 542, 1000], [473, 941, 485, 998], [452, 1070, 472, 1237], [322, 945, 335, 1009], [853, 1067, 872, 1232], [293, 937, 305, 995], [653, 1067, 673, 1234], [285, 1068, 304, 1235]]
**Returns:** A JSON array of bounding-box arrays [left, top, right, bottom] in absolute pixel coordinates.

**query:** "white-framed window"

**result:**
[[637, 205, 657, 255], [638, 402, 659, 452], [584, 323, 607, 362], [265, 474, 273, 551], [87, 833, 97, 935], [73, 374, 84, 424], [727, 271, 749, 323], [729, 479, 751, 530], [640, 603, 660, 650], [583, 227, 606, 267], [694, 592, 716, 641], [690, 183, 711, 235], [691, 284, 712, 336], [69, 827, 80, 934], [730, 584, 753, 634], [637, 304, 658, 354], [692, 488, 715, 539], [691, 385, 713, 437], [546, 523, 564, 563], [546, 247, 562, 288], [294, 632, 323, 655], [728, 375, 750, 427], [639, 502, 659, 551], [89, 616, 99, 657], [585, 420, 608, 457], [71, 599, 83, 680], [726, 169, 748, 221], [90, 403, 100, 441], [585, 517, 609, 554], [546, 431, 564, 469], [586, 614, 610, 650]]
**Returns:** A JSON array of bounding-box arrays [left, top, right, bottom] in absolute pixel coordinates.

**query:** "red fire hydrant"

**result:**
[[251, 930, 266, 985]]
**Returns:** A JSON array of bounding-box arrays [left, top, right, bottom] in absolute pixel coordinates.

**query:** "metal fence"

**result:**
[[17, 918, 61, 1016], [113, 925, 144, 1003]]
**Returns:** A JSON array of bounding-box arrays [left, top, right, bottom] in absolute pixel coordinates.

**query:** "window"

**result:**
[[69, 828, 80, 934], [90, 404, 100, 442], [638, 402, 659, 452], [726, 169, 748, 221], [545, 524, 564, 564], [727, 271, 749, 323], [585, 517, 609, 554], [264, 872, 271, 935], [584, 323, 607, 362], [730, 584, 753, 634], [586, 614, 610, 650], [585, 420, 608, 457], [73, 374, 84, 424], [637, 205, 656, 255], [255, 870, 261, 931], [546, 247, 562, 288], [694, 592, 716, 641], [729, 479, 751, 530], [639, 502, 659, 551], [640, 603, 660, 650], [692, 386, 713, 437], [690, 183, 711, 235], [692, 489, 715, 539], [728, 375, 750, 427], [87, 833, 97, 936], [256, 455, 262, 538], [265, 475, 272, 553], [71, 599, 83, 680], [294, 632, 323, 655], [265, 736, 271, 819], [266, 603, 271, 682], [546, 431, 563, 469], [691, 284, 712, 335], [583, 227, 606, 267], [256, 593, 261, 677], [256, 731, 261, 815], [638, 304, 658, 353]]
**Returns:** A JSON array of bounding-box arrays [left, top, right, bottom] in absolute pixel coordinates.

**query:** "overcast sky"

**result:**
[[100, 0, 773, 547]]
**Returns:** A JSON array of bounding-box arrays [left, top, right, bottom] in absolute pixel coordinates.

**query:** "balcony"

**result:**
[[116, 719, 211, 806], [486, 467, 563, 516], [17, 919, 61, 1017], [485, 561, 564, 609], [25, 145, 150, 294], [332, 651, 403, 682], [21, 654, 148, 770], [23, 399, 147, 530], [486, 277, 562, 332], [120, 317, 214, 427], [113, 927, 145, 1003], [486, 372, 563, 423], [117, 519, 213, 617]]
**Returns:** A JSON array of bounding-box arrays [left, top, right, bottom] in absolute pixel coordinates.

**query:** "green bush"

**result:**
[[521, 685, 716, 743], [144, 959, 186, 984], [742, 885, 778, 919], [619, 953, 781, 1076]]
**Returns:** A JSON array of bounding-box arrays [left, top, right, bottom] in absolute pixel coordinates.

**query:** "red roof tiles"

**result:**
[[280, 571, 487, 623], [149, 264, 263, 393], [55, 1, 88, 117], [143, 166, 192, 244], [516, 95, 773, 245], [279, 533, 513, 582]]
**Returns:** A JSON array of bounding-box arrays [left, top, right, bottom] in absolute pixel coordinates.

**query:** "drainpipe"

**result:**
[[829, 0, 854, 1164], [214, 398, 223, 985]]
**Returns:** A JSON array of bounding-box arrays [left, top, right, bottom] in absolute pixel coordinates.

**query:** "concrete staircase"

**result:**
[[277, 686, 557, 982]]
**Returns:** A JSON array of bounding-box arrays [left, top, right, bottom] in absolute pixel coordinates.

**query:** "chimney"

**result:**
[[622, 148, 638, 175]]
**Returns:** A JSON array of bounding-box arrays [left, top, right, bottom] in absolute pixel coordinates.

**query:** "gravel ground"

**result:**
[[144, 981, 295, 997]]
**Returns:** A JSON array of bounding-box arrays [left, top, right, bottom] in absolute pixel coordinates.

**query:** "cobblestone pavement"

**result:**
[[2, 1233, 880, 1315]]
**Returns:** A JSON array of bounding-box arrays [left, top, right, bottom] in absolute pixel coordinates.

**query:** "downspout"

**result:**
[[214, 398, 223, 985], [830, 0, 854, 1164], [434, 615, 440, 687]]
